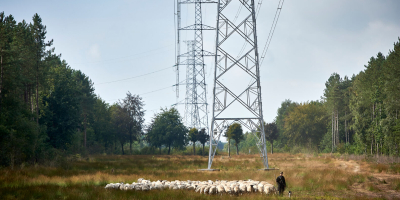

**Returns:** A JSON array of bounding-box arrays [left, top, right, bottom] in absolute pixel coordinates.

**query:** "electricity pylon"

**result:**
[[207, 0, 269, 169], [175, 0, 216, 130]]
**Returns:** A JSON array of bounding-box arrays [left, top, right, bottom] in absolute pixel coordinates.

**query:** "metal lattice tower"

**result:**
[[183, 40, 199, 127], [175, 0, 216, 130], [207, 0, 269, 169]]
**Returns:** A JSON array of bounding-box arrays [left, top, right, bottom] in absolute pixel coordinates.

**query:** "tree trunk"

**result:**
[[168, 144, 171, 155], [371, 138, 373, 155], [376, 142, 379, 157], [193, 143, 196, 155], [202, 143, 205, 156], [120, 141, 124, 155], [228, 139, 230, 157], [159, 146, 162, 154], [336, 110, 339, 146], [332, 110, 334, 152], [345, 111, 347, 144], [372, 104, 374, 121], [271, 141, 274, 154], [84, 114, 87, 149], [236, 144, 239, 155], [36, 56, 39, 125], [30, 86, 34, 119], [129, 132, 132, 155], [0, 52, 2, 111]]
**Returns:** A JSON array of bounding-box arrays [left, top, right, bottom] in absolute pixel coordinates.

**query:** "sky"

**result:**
[[3, 0, 400, 130]]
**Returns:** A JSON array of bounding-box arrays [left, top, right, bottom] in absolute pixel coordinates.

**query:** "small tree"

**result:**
[[110, 104, 130, 155], [223, 130, 231, 157], [146, 108, 188, 154], [120, 92, 145, 155], [188, 128, 198, 155], [264, 122, 278, 154], [197, 128, 209, 156], [226, 123, 244, 155]]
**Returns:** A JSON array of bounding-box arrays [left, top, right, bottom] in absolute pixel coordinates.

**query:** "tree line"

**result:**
[[1, 12, 398, 169], [269, 38, 400, 156], [1, 12, 223, 168], [0, 12, 151, 167]]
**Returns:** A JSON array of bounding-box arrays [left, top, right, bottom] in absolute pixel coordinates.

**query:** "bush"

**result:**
[[140, 146, 158, 155], [337, 143, 346, 154]]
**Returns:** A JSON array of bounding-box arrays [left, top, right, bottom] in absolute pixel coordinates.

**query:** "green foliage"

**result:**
[[232, 132, 258, 154], [274, 38, 400, 156], [225, 123, 244, 155], [188, 128, 198, 155], [0, 12, 148, 167], [275, 99, 298, 145], [188, 128, 198, 143], [146, 108, 188, 155], [41, 62, 80, 149], [283, 101, 327, 148], [196, 128, 209, 156]]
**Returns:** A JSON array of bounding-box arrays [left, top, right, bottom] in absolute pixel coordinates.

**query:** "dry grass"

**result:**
[[0, 153, 399, 199]]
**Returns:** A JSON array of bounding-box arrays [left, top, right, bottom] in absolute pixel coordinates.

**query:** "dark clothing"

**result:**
[[276, 175, 286, 195], [278, 185, 285, 195]]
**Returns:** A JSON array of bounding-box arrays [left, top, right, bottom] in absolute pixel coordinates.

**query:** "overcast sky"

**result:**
[[3, 0, 400, 128]]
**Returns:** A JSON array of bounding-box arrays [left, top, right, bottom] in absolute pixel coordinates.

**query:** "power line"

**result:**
[[71, 44, 174, 64], [255, 0, 264, 19], [235, 0, 262, 59], [260, 0, 285, 67], [174, 0, 177, 63], [96, 66, 175, 85], [139, 85, 174, 96], [105, 85, 174, 102]]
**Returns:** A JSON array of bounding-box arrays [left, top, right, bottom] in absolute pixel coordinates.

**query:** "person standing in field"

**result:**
[[276, 171, 286, 195]]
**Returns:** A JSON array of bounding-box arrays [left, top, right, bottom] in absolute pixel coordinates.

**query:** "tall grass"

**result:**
[[0, 153, 398, 199]]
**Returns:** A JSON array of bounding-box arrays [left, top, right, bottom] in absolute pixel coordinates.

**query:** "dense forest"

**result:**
[[0, 12, 152, 168], [0, 12, 399, 168], [274, 38, 400, 156], [233, 38, 400, 156]]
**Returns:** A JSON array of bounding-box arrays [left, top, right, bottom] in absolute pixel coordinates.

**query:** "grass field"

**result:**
[[1, 153, 399, 199]]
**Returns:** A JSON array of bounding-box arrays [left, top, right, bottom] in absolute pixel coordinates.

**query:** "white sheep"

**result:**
[[135, 184, 142, 191], [199, 185, 205, 194], [224, 185, 232, 195], [246, 184, 253, 193], [239, 184, 246, 194], [105, 179, 276, 196], [217, 185, 225, 194], [233, 185, 240, 195], [142, 184, 150, 191], [257, 183, 264, 193], [203, 186, 210, 194], [263, 184, 276, 195], [104, 183, 115, 189], [195, 186, 201, 193], [186, 185, 195, 190], [209, 186, 217, 195]]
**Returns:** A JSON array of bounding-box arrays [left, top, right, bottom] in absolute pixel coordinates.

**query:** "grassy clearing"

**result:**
[[0, 153, 399, 199]]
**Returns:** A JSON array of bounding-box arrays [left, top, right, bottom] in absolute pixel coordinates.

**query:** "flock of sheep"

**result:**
[[105, 178, 277, 195]]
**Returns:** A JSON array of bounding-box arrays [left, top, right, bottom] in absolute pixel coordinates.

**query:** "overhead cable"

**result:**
[[97, 65, 175, 85], [71, 44, 174, 64], [105, 85, 174, 102], [259, 0, 285, 67]]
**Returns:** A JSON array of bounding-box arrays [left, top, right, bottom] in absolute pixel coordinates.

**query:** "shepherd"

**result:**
[[276, 171, 286, 195]]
